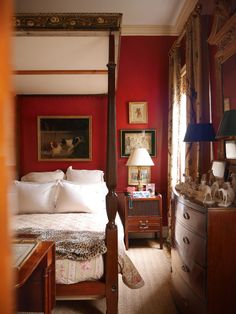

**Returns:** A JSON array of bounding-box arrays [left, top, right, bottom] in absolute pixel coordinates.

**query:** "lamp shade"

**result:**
[[216, 109, 236, 139], [183, 123, 215, 142], [126, 148, 154, 166]]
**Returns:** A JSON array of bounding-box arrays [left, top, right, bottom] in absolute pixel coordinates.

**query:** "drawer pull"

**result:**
[[183, 236, 190, 244], [183, 212, 190, 220], [139, 220, 149, 229], [181, 264, 190, 273]]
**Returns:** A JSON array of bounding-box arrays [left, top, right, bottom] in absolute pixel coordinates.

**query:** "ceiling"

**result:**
[[12, 0, 198, 95], [14, 0, 198, 35]]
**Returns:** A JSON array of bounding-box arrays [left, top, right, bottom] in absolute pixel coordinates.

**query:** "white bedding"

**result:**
[[12, 210, 144, 288]]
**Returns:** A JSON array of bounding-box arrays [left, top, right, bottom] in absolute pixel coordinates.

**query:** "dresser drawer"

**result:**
[[176, 201, 206, 236], [127, 217, 161, 232], [171, 268, 206, 314], [175, 220, 206, 267], [172, 248, 206, 300]]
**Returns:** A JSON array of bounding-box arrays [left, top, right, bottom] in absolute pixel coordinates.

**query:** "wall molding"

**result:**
[[122, 25, 178, 36], [122, 0, 198, 36]]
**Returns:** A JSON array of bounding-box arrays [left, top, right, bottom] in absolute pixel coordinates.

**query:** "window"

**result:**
[[171, 67, 187, 187]]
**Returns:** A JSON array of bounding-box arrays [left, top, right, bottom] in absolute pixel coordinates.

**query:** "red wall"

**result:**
[[18, 95, 107, 175], [116, 36, 175, 199], [18, 36, 175, 224]]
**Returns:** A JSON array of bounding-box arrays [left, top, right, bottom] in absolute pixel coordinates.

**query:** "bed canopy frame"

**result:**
[[14, 13, 122, 314]]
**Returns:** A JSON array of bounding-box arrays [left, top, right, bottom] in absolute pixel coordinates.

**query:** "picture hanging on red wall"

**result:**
[[37, 116, 92, 161], [129, 101, 148, 124], [120, 129, 156, 157]]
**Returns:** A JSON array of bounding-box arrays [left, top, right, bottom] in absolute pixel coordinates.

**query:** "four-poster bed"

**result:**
[[13, 13, 126, 314]]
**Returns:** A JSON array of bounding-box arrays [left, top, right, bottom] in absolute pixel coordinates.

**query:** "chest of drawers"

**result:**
[[118, 193, 163, 250], [171, 190, 236, 314]]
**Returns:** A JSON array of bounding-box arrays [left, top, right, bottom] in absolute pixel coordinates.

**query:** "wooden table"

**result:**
[[14, 240, 55, 314]]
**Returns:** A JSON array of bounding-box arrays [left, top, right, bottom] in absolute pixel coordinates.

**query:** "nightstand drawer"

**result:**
[[127, 199, 161, 216], [128, 217, 161, 232]]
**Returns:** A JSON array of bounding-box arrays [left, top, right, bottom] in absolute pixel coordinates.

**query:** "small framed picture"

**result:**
[[129, 102, 148, 124], [128, 166, 151, 186], [146, 183, 155, 196]]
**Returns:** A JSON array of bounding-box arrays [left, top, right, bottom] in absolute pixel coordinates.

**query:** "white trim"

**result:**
[[121, 0, 198, 36], [175, 0, 198, 34], [122, 25, 178, 36]]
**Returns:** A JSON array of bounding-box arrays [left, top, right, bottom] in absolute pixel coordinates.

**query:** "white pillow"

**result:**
[[66, 166, 104, 183], [15, 181, 58, 214], [55, 180, 108, 213], [8, 182, 18, 215], [21, 170, 65, 183]]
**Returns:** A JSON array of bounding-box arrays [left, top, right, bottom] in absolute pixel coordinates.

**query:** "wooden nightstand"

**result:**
[[118, 193, 163, 250]]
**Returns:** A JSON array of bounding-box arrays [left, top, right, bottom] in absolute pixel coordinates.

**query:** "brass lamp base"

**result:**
[[137, 166, 143, 191], [137, 180, 143, 191]]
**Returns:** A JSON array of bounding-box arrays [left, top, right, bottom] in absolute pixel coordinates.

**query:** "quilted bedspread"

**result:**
[[12, 212, 144, 289]]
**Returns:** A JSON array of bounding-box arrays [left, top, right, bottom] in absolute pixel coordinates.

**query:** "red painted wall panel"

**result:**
[[116, 36, 175, 198], [18, 95, 107, 176]]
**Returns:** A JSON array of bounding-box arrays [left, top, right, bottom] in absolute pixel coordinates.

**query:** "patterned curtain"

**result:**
[[185, 6, 204, 179], [167, 44, 181, 241], [167, 4, 211, 240]]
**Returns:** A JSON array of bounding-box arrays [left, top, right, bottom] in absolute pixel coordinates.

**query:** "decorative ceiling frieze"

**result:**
[[13, 13, 122, 33]]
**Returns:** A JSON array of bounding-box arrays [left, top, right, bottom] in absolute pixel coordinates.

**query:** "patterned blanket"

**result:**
[[16, 228, 107, 261]]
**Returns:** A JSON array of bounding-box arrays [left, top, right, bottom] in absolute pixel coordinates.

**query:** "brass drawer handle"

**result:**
[[183, 236, 190, 244], [181, 264, 190, 273], [183, 212, 190, 220], [139, 220, 149, 229]]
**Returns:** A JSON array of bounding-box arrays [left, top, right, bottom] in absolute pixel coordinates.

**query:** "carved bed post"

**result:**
[[105, 33, 118, 314]]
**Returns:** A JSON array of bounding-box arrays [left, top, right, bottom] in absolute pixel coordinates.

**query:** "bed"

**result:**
[[12, 13, 135, 314], [12, 169, 144, 293]]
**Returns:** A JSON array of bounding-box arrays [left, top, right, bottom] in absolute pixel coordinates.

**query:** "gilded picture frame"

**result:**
[[37, 116, 92, 161], [129, 102, 148, 124]]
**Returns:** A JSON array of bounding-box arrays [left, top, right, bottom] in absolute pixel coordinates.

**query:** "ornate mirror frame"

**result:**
[[208, 0, 236, 159]]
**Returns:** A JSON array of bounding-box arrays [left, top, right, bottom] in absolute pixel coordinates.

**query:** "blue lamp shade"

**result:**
[[183, 123, 216, 142], [216, 109, 236, 139]]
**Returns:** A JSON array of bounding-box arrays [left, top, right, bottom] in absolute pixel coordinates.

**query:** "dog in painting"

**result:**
[[50, 136, 84, 157]]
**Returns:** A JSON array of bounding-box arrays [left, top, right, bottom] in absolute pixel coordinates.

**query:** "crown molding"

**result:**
[[121, 25, 178, 36], [121, 0, 198, 36], [175, 0, 198, 34]]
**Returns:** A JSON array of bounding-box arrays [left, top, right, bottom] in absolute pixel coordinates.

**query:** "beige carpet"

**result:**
[[53, 239, 178, 314]]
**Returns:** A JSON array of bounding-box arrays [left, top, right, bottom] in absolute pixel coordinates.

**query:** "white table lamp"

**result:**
[[126, 148, 154, 191]]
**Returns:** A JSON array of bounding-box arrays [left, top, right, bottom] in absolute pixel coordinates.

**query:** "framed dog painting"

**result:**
[[37, 116, 92, 161]]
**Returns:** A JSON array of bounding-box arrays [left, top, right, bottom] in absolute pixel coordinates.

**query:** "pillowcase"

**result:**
[[15, 181, 58, 214], [55, 180, 108, 213], [21, 169, 65, 183], [8, 182, 19, 215], [66, 166, 104, 183]]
